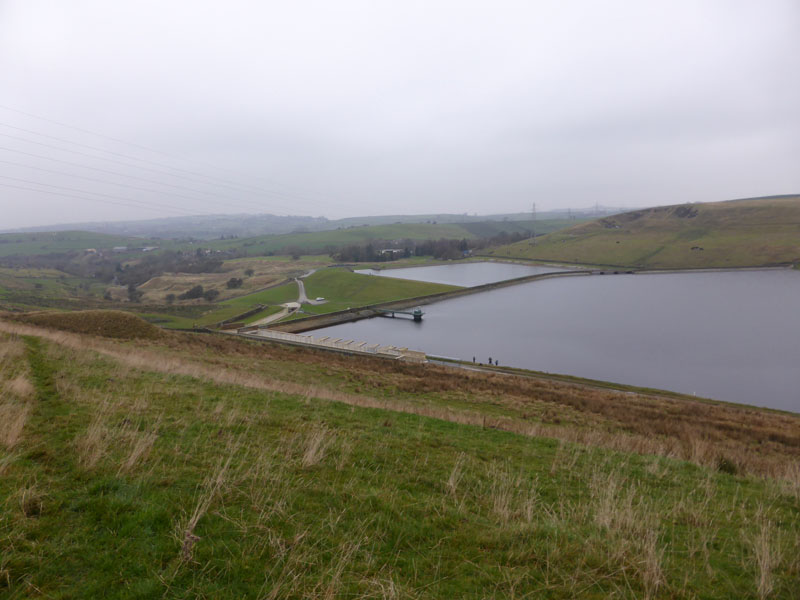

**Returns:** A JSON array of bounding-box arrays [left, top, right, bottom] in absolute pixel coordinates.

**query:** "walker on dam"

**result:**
[[375, 307, 424, 322]]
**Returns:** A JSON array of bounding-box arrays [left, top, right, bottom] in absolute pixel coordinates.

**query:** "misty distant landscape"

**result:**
[[1, 2, 798, 598]]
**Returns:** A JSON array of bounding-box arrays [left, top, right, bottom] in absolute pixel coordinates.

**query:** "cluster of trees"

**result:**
[[106, 251, 223, 286], [177, 285, 219, 302]]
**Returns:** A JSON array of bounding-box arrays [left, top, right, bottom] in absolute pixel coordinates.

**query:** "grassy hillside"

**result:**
[[460, 218, 586, 238], [487, 195, 800, 268], [0, 314, 798, 598]]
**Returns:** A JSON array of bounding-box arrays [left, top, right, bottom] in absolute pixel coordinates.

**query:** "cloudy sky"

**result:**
[[1, 0, 798, 228]]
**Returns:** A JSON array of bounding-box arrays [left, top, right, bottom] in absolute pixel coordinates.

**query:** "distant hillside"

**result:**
[[5, 214, 331, 240], [202, 219, 582, 256], [0, 230, 145, 258], [6, 209, 610, 240], [486, 195, 800, 268]]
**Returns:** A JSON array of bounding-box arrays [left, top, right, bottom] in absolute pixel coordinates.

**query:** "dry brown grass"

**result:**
[[589, 470, 665, 598], [301, 427, 333, 468], [486, 461, 538, 524], [0, 338, 33, 450], [445, 453, 466, 497], [118, 419, 160, 474], [75, 398, 114, 469], [0, 401, 31, 450], [1, 317, 798, 483], [6, 375, 34, 398], [18, 482, 44, 518], [179, 443, 237, 563], [13, 310, 163, 340], [749, 517, 782, 599]]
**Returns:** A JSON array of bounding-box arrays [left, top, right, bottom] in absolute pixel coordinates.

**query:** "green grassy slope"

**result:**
[[300, 267, 460, 313], [0, 326, 798, 598], [486, 195, 800, 268], [460, 218, 587, 237]]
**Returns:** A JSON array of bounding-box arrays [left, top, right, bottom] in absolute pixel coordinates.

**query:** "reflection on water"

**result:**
[[321, 268, 800, 412], [355, 261, 567, 287]]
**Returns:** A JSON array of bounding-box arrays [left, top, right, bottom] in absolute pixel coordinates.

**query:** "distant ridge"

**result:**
[[3, 207, 628, 240], [487, 194, 800, 269]]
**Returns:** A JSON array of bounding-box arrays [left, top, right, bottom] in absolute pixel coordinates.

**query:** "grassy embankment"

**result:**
[[487, 195, 800, 269], [0, 312, 798, 598], [298, 268, 461, 315]]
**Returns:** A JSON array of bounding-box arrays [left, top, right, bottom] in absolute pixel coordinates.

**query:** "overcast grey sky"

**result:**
[[1, 0, 798, 228]]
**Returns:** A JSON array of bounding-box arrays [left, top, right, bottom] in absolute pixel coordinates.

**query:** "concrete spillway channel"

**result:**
[[235, 327, 427, 362]]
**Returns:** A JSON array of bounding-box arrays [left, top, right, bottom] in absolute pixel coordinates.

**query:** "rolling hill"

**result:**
[[486, 195, 800, 269]]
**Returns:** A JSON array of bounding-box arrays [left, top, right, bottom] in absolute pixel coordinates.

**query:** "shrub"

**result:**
[[178, 285, 204, 300]]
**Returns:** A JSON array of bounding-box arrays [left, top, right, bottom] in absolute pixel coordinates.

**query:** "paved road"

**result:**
[[295, 277, 327, 305]]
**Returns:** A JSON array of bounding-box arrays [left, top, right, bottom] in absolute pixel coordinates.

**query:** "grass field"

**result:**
[[0, 314, 798, 598], [487, 195, 800, 269]]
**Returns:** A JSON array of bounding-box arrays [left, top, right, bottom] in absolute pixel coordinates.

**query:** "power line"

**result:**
[[0, 174, 205, 217], [0, 121, 276, 195], [0, 105, 337, 209], [0, 158, 253, 210], [0, 145, 291, 215], [0, 181, 193, 217], [0, 130, 304, 204]]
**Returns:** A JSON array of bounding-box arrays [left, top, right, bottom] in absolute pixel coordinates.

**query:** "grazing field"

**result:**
[[487, 195, 800, 268], [0, 313, 798, 598]]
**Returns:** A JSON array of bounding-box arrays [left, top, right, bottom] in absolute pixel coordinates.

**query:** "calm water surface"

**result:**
[[320, 268, 800, 412], [354, 261, 566, 287]]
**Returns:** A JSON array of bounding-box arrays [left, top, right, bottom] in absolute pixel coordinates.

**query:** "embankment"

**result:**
[[265, 269, 591, 333]]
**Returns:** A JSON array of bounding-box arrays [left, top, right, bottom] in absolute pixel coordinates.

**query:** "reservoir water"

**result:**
[[319, 266, 800, 412]]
